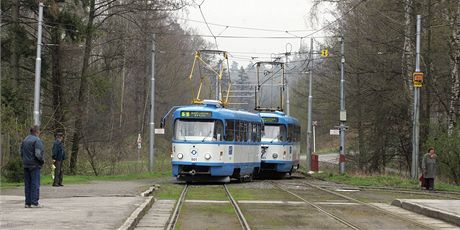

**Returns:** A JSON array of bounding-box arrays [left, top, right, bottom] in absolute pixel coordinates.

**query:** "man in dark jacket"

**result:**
[[52, 132, 66, 187], [20, 125, 45, 208]]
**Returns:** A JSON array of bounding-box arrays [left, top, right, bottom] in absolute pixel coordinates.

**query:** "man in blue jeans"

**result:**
[[20, 126, 45, 208]]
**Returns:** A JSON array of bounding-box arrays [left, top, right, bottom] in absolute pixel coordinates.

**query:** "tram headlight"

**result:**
[[205, 153, 212, 160], [177, 153, 184, 159], [273, 153, 278, 159]]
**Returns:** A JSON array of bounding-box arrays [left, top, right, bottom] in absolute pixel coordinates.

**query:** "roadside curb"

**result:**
[[118, 185, 158, 230], [391, 199, 460, 227]]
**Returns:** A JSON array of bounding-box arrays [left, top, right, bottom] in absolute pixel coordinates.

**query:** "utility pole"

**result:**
[[306, 38, 314, 172], [285, 43, 292, 115], [33, 2, 44, 126], [411, 15, 422, 179], [149, 34, 156, 172], [339, 35, 346, 174]]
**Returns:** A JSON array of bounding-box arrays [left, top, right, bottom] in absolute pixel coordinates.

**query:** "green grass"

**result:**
[[228, 187, 298, 201], [311, 172, 460, 192], [191, 203, 236, 215], [0, 171, 171, 189], [155, 183, 184, 199], [186, 185, 228, 200]]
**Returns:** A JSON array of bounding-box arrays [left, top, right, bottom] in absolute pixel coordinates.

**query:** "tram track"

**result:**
[[166, 184, 250, 230], [166, 184, 189, 230], [285, 180, 434, 230], [224, 184, 251, 230], [271, 181, 361, 230], [301, 180, 435, 229]]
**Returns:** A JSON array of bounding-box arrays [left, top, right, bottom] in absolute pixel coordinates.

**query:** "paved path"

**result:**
[[392, 199, 460, 227], [0, 180, 158, 230], [135, 199, 175, 230]]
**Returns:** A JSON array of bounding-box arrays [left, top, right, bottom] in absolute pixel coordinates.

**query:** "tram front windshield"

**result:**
[[174, 119, 223, 141], [262, 124, 286, 143]]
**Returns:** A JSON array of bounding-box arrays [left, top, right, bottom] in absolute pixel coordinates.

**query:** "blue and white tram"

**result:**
[[259, 111, 301, 175], [171, 100, 263, 182]]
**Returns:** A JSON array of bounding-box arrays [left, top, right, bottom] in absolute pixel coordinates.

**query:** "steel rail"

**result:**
[[301, 181, 434, 230], [224, 184, 251, 230], [272, 182, 360, 230], [166, 184, 189, 230]]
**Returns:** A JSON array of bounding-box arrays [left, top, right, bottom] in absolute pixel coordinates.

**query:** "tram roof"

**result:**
[[259, 111, 300, 125], [174, 104, 262, 122]]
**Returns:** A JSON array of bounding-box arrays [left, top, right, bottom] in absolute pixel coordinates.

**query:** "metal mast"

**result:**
[[149, 34, 156, 172], [411, 15, 422, 179], [306, 38, 314, 172], [33, 2, 44, 126]]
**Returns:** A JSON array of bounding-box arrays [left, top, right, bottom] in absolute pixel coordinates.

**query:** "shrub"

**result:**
[[2, 156, 24, 183]]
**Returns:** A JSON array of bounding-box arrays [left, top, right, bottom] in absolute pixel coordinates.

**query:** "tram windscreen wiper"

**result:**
[[202, 130, 213, 142]]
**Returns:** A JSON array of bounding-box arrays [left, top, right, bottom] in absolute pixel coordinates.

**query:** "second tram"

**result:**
[[259, 111, 301, 175]]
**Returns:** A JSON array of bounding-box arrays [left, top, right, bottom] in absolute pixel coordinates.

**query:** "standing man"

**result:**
[[422, 147, 437, 191], [52, 132, 66, 187], [20, 125, 45, 208]]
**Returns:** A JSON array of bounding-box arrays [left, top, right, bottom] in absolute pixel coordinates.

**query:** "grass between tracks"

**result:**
[[0, 171, 171, 189], [311, 172, 460, 192]]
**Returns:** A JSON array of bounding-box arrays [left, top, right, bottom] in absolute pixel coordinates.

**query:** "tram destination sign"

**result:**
[[262, 117, 279, 123], [180, 111, 212, 118]]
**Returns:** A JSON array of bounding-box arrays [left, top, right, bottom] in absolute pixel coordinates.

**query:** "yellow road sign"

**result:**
[[321, 49, 329, 57], [413, 72, 424, 88]]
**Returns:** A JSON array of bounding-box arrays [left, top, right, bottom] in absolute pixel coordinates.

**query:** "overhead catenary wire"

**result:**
[[193, 0, 219, 49]]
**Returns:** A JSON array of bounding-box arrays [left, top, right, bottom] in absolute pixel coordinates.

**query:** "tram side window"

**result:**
[[247, 123, 252, 142], [214, 120, 223, 141], [253, 123, 257, 142], [257, 123, 262, 142], [288, 124, 294, 142], [225, 120, 235, 141], [235, 121, 241, 142], [242, 121, 247, 142], [280, 125, 287, 142]]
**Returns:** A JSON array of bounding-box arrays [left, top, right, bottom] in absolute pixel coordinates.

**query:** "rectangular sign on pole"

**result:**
[[155, 128, 165, 134], [330, 129, 340, 135]]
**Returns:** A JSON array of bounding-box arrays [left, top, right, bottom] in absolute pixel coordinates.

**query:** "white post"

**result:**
[[411, 15, 422, 179], [339, 35, 346, 174], [33, 2, 44, 126], [149, 34, 156, 172], [306, 38, 314, 172], [313, 122, 316, 153]]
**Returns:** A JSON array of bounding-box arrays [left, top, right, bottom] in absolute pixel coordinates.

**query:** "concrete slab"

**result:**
[[0, 195, 146, 230], [391, 199, 460, 227], [373, 203, 459, 229], [135, 199, 175, 230]]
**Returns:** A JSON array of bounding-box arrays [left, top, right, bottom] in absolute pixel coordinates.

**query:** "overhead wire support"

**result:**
[[306, 38, 314, 172], [195, 0, 219, 49]]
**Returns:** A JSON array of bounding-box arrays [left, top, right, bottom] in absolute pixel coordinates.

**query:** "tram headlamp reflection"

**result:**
[[177, 153, 184, 159], [273, 153, 278, 159], [205, 153, 212, 160]]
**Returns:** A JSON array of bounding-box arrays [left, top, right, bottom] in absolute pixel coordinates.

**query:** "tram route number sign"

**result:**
[[321, 49, 329, 57], [181, 111, 212, 118], [262, 117, 279, 123]]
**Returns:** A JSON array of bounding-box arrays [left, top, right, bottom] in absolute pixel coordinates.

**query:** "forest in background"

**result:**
[[1, 0, 459, 184]]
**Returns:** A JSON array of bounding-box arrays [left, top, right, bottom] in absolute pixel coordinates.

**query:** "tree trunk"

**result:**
[[447, 1, 460, 135], [421, 0, 433, 145], [401, 0, 414, 102], [51, 25, 65, 134], [70, 0, 96, 174], [10, 0, 20, 87]]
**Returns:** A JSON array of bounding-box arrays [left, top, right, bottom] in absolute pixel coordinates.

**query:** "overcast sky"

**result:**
[[178, 0, 331, 66]]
